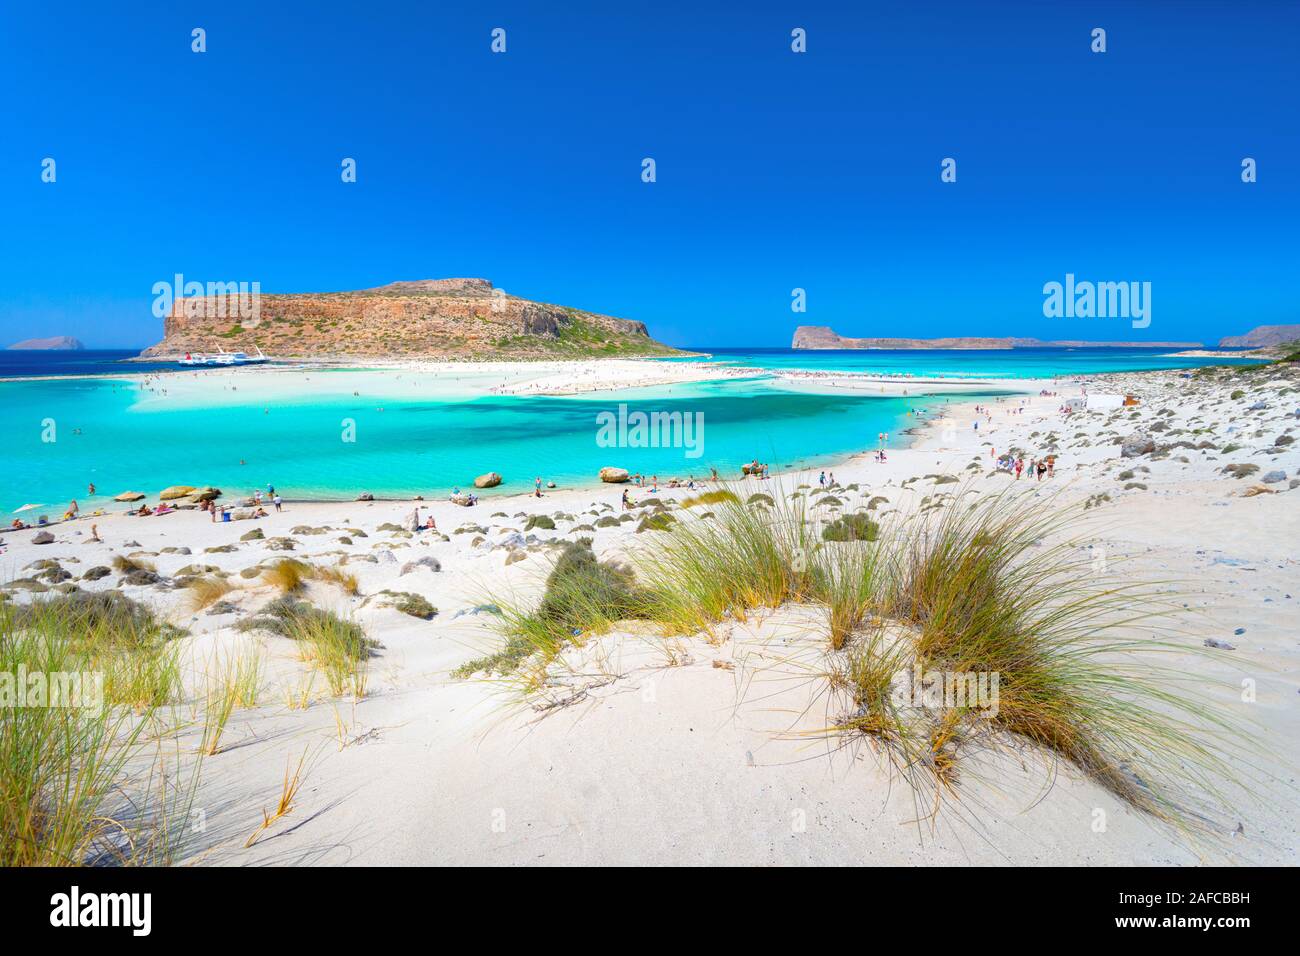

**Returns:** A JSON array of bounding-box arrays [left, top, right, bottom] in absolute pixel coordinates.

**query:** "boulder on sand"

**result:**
[[474, 472, 502, 489], [159, 485, 196, 500], [32, 531, 54, 545], [114, 491, 146, 502], [1120, 433, 1155, 458], [599, 467, 629, 483]]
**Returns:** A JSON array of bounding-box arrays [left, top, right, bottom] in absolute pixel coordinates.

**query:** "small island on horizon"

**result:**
[[6, 335, 84, 351], [792, 323, 1300, 352]]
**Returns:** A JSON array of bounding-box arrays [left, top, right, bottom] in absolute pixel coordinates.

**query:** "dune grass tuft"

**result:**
[[680, 489, 740, 508], [454, 538, 649, 679], [458, 481, 1254, 834], [0, 594, 192, 865], [238, 597, 376, 698]]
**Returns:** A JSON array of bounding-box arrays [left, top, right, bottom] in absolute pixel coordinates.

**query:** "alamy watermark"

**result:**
[[596, 404, 704, 458], [1042, 273, 1150, 328], [152, 273, 262, 325], [890, 663, 1000, 717], [1, 666, 104, 716]]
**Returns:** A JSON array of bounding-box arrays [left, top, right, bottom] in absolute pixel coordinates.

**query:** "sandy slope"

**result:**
[[2, 365, 1297, 866]]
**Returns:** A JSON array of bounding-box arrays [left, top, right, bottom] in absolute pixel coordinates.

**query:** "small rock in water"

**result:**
[[1233, 627, 1246, 635]]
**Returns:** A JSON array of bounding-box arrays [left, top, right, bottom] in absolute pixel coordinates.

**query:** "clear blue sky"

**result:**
[[0, 1, 1295, 349]]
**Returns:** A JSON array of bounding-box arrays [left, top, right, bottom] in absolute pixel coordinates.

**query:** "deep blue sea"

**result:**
[[0, 346, 1265, 514], [0, 349, 177, 378]]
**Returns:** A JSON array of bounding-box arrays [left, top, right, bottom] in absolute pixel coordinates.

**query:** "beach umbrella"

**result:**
[[13, 503, 43, 513]]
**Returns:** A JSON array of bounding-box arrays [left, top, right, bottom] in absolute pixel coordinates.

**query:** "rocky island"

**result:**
[[6, 335, 84, 350], [1218, 324, 1300, 348], [792, 325, 1201, 350], [141, 278, 681, 359]]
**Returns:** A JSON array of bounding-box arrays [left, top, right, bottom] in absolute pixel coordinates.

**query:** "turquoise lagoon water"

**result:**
[[0, 374, 985, 513], [0, 347, 1262, 513]]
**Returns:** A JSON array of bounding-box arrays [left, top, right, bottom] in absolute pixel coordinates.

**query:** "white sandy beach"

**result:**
[[2, 362, 1297, 866]]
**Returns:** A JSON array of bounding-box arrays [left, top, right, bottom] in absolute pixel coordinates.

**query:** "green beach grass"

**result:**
[[460, 481, 1255, 834]]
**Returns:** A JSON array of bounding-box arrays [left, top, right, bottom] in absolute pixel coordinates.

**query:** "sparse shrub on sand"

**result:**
[[375, 590, 437, 619], [454, 539, 650, 679], [822, 513, 879, 542], [524, 514, 556, 531], [635, 512, 676, 533]]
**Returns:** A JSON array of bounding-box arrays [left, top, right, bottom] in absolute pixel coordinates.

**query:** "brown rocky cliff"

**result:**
[[141, 278, 672, 358]]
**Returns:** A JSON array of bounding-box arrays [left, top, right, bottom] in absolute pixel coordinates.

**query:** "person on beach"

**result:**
[[89, 523, 101, 543], [534, 477, 543, 498], [1036, 459, 1047, 482], [411, 506, 421, 532], [64, 500, 79, 520], [621, 489, 632, 511], [819, 471, 826, 487], [1047, 455, 1055, 477], [88, 482, 95, 496], [1014, 457, 1023, 479], [273, 494, 282, 512]]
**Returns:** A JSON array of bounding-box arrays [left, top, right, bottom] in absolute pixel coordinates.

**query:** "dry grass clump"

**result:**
[[262, 559, 311, 594], [110, 554, 155, 575], [261, 559, 360, 596], [187, 575, 235, 611]]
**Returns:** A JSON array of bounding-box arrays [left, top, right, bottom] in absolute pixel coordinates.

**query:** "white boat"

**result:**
[[179, 352, 220, 367], [181, 346, 270, 367]]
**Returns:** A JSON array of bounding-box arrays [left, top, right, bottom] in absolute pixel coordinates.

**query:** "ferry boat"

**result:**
[[179, 346, 269, 367]]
